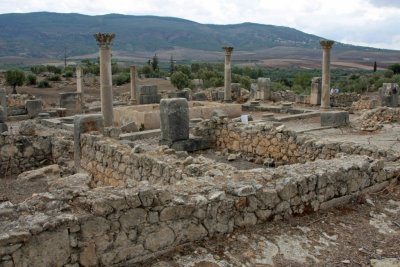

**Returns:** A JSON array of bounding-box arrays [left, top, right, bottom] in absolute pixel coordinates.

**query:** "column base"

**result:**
[[224, 99, 233, 103], [129, 99, 137, 105]]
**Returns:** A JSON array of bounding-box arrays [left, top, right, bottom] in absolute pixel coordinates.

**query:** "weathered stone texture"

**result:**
[[160, 98, 189, 143], [0, 153, 396, 266]]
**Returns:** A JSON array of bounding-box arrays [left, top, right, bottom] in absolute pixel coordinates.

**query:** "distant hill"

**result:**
[[0, 12, 398, 66]]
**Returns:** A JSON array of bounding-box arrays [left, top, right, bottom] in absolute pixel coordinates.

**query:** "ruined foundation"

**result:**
[[1, 113, 399, 266]]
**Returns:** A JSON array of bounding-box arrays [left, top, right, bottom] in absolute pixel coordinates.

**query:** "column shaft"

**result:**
[[320, 40, 334, 109], [223, 47, 234, 102], [130, 65, 137, 104]]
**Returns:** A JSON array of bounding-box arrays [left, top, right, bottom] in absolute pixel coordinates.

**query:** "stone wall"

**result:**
[[192, 118, 397, 165], [80, 134, 183, 186], [353, 107, 400, 131], [352, 96, 378, 110], [330, 93, 360, 107], [0, 154, 397, 266], [0, 134, 73, 176]]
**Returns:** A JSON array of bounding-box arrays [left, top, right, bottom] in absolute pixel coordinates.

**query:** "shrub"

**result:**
[[48, 74, 61, 81], [26, 74, 37, 85], [37, 80, 51, 88], [112, 73, 130, 85], [64, 71, 74, 78], [170, 71, 190, 89]]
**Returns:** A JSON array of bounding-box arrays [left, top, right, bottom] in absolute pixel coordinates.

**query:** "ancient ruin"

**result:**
[[0, 35, 399, 267], [129, 65, 137, 104], [320, 40, 334, 109], [94, 32, 116, 127], [223, 46, 234, 102]]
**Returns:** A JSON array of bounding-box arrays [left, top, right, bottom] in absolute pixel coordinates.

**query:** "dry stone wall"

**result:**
[[80, 134, 184, 186], [352, 96, 378, 110], [0, 134, 73, 176], [330, 93, 360, 107], [353, 107, 400, 131], [192, 118, 397, 165], [0, 154, 398, 267]]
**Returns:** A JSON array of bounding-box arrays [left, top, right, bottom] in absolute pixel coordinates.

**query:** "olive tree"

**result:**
[[5, 69, 25, 94], [170, 71, 190, 90]]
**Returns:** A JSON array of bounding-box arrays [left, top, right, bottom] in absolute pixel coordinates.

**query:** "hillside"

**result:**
[[0, 12, 398, 66]]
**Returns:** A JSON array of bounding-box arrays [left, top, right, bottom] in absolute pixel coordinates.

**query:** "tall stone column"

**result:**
[[320, 40, 334, 109], [223, 47, 234, 102], [94, 32, 115, 127], [76, 66, 83, 93], [130, 65, 137, 104]]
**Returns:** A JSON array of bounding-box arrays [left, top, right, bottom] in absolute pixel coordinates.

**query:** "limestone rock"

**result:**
[[144, 226, 175, 252], [19, 120, 36, 135], [12, 229, 70, 267], [17, 164, 60, 181], [121, 121, 138, 133]]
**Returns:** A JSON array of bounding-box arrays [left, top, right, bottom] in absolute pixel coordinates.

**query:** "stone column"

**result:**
[[320, 40, 334, 109], [258, 78, 271, 100], [94, 32, 115, 127], [76, 66, 83, 93], [223, 47, 234, 102], [130, 65, 137, 104], [310, 77, 322, 105], [0, 88, 7, 118]]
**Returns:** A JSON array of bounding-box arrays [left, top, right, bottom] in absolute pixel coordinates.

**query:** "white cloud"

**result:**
[[0, 0, 399, 50]]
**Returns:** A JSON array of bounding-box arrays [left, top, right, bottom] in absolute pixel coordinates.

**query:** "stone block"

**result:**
[[218, 91, 225, 101], [19, 120, 36, 135], [180, 88, 192, 100], [0, 88, 7, 117], [121, 121, 138, 133], [0, 122, 8, 133], [8, 107, 26, 116], [38, 113, 50, 119], [25, 99, 42, 118], [0, 106, 6, 123], [169, 137, 212, 152], [160, 98, 189, 143], [192, 92, 207, 101], [320, 111, 349, 127], [139, 94, 161, 105], [310, 77, 322, 105], [258, 78, 271, 100], [379, 83, 399, 107], [59, 92, 83, 116], [74, 114, 104, 170], [231, 83, 241, 100], [138, 85, 158, 95]]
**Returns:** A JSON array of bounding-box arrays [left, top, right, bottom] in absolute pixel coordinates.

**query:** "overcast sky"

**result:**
[[1, 0, 399, 50]]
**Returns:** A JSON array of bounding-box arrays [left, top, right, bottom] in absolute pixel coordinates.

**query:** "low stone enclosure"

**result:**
[[113, 101, 241, 130], [1, 110, 399, 266]]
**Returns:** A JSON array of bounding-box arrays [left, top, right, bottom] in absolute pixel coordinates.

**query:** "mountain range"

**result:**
[[0, 12, 398, 67]]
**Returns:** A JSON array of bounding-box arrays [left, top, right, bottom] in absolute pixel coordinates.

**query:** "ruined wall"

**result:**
[[0, 134, 74, 176], [330, 93, 360, 107], [353, 107, 400, 131], [351, 96, 378, 110], [0, 135, 53, 175], [0, 155, 397, 267], [193, 118, 396, 165], [80, 134, 184, 186]]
